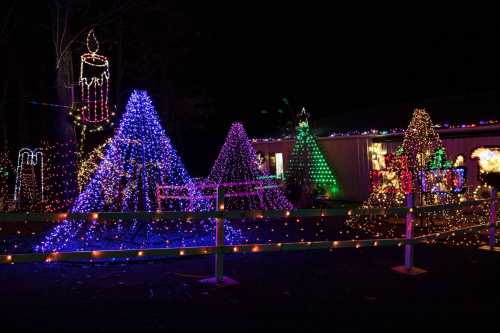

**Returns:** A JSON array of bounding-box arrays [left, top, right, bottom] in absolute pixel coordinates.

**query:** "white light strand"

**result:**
[[14, 148, 44, 202]]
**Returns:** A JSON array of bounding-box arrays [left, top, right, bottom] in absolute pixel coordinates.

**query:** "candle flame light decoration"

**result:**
[[13, 148, 44, 207], [347, 108, 487, 246], [35, 91, 241, 252], [69, 29, 114, 132]]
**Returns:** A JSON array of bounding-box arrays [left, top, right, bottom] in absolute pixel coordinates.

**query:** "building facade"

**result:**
[[252, 124, 500, 202]]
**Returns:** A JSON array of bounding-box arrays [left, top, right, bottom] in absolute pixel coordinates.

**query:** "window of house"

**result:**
[[275, 153, 284, 180], [368, 143, 387, 171]]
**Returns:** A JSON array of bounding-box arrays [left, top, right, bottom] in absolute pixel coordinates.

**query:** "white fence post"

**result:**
[[199, 186, 238, 286], [393, 192, 426, 275], [489, 187, 497, 250], [215, 186, 225, 283], [404, 192, 415, 270]]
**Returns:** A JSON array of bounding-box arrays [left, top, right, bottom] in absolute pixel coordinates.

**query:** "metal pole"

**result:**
[[404, 192, 414, 270], [393, 192, 425, 274], [215, 186, 225, 283], [489, 187, 497, 250]]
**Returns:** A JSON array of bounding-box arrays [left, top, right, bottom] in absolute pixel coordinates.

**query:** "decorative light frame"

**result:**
[[14, 148, 44, 202]]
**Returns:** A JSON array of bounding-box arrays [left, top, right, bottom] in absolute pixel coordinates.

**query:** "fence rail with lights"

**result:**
[[0, 188, 498, 283]]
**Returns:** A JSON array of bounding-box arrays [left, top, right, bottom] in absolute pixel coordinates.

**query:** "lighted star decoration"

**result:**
[[297, 107, 310, 127]]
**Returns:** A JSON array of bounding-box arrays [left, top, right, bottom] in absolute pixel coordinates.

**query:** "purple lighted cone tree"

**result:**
[[35, 90, 218, 252], [207, 122, 292, 210]]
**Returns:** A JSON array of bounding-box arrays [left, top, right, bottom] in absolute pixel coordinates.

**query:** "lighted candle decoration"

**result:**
[[78, 29, 112, 127]]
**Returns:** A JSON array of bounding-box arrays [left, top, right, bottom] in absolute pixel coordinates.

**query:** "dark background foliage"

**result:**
[[1, 1, 499, 175]]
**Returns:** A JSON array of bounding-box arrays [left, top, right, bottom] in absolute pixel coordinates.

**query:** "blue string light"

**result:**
[[35, 90, 236, 252]]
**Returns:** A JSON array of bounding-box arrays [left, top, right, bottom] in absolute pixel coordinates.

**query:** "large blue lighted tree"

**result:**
[[36, 90, 214, 252], [71, 90, 202, 213]]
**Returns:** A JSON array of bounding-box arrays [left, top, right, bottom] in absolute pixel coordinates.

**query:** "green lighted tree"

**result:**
[[429, 147, 452, 170], [285, 108, 340, 206]]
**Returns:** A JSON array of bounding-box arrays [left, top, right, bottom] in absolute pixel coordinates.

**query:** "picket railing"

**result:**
[[0, 188, 498, 284]]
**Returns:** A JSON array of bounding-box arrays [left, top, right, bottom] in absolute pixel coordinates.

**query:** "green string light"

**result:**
[[285, 120, 340, 197]]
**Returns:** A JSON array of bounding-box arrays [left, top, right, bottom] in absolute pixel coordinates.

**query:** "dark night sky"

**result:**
[[1, 2, 500, 175]]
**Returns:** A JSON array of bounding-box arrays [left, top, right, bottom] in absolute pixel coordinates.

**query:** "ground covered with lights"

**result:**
[[0, 245, 498, 331], [2, 209, 492, 255]]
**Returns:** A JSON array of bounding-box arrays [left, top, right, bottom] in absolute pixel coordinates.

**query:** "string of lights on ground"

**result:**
[[1, 204, 498, 257]]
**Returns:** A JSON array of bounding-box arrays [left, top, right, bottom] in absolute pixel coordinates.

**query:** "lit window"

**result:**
[[368, 143, 387, 171], [256, 150, 266, 171], [275, 153, 284, 179]]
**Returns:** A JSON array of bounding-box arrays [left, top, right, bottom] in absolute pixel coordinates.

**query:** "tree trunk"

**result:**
[[0, 80, 8, 150], [54, 50, 76, 143], [46, 49, 78, 210], [114, 18, 124, 113]]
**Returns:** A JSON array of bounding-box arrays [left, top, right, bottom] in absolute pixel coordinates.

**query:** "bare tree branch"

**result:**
[[52, 0, 139, 69], [0, 0, 17, 42], [60, 1, 70, 55]]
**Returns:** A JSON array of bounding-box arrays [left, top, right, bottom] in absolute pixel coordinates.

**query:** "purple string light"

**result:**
[[207, 122, 292, 210]]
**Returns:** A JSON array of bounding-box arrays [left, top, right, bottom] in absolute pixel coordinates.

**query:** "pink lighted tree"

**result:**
[[207, 122, 292, 210]]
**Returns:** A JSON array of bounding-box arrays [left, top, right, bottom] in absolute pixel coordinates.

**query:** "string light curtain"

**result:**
[[41, 141, 79, 212]]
